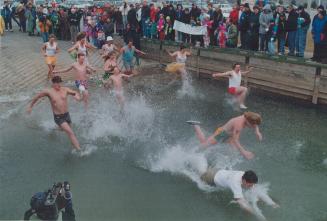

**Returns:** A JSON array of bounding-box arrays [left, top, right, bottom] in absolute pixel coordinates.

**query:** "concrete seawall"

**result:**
[[140, 39, 327, 105]]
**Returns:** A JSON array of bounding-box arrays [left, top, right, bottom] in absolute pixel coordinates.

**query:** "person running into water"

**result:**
[[212, 63, 252, 109], [53, 53, 96, 109], [120, 39, 146, 75], [101, 36, 119, 58], [165, 44, 192, 78], [103, 51, 117, 81], [104, 67, 135, 110], [200, 168, 279, 219], [187, 112, 263, 160], [27, 76, 81, 151], [41, 34, 60, 80], [68, 32, 96, 64]]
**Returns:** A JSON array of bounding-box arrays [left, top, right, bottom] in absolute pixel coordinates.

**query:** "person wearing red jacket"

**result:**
[[229, 4, 239, 25]]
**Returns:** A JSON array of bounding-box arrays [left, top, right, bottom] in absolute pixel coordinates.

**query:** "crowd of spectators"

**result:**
[[1, 0, 327, 62]]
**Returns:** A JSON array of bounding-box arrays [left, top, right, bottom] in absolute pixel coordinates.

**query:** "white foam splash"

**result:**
[[71, 144, 98, 157], [323, 158, 327, 166]]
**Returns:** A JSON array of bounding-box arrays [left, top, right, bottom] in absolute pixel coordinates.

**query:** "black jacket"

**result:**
[[298, 10, 311, 28], [286, 9, 298, 32]]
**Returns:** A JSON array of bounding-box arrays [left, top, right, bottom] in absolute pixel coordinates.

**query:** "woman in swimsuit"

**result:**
[[165, 44, 192, 78], [41, 34, 60, 80], [68, 32, 97, 64]]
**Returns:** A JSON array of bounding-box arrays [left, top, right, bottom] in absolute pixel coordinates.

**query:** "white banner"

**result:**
[[173, 20, 207, 36]]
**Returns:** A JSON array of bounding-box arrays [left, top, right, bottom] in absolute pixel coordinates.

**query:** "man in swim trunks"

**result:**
[[200, 168, 279, 218], [187, 112, 263, 160], [53, 53, 96, 109], [27, 76, 81, 151], [212, 63, 252, 109], [120, 39, 146, 75]]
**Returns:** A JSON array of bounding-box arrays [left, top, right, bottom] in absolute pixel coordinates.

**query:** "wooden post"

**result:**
[[197, 48, 200, 78], [159, 41, 163, 64], [312, 67, 322, 104], [244, 55, 250, 87]]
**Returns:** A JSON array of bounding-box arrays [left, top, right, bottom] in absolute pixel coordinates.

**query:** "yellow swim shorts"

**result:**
[[45, 56, 57, 65]]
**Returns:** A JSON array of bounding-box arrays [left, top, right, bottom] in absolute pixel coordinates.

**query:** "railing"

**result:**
[[140, 38, 327, 105]]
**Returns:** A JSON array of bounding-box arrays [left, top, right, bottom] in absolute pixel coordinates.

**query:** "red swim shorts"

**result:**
[[228, 87, 237, 95]]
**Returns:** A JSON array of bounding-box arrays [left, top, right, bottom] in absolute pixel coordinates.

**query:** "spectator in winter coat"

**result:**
[[259, 4, 273, 51], [286, 4, 298, 56], [311, 11, 327, 62], [226, 18, 238, 48], [248, 6, 260, 51], [229, 4, 239, 25], [277, 13, 287, 55], [295, 5, 311, 57], [238, 3, 251, 49], [141, 1, 150, 37], [181, 8, 191, 43], [1, 1, 13, 31], [119, 2, 130, 29]]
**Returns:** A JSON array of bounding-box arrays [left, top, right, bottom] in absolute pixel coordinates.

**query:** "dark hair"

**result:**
[[49, 34, 56, 39], [52, 76, 62, 84], [232, 63, 240, 69], [242, 170, 258, 184], [77, 52, 85, 58], [180, 43, 186, 50], [76, 32, 86, 41], [128, 38, 133, 43]]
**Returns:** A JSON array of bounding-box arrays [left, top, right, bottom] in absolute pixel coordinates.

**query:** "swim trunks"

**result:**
[[103, 72, 113, 80], [123, 60, 134, 71], [75, 80, 89, 91], [45, 56, 57, 65], [214, 127, 230, 142], [228, 87, 237, 95], [54, 112, 72, 126]]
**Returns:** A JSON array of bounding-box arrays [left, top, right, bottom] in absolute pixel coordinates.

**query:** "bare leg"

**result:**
[[193, 125, 207, 144], [60, 122, 81, 150], [236, 86, 248, 106], [83, 90, 89, 110], [116, 93, 125, 110], [47, 64, 53, 79]]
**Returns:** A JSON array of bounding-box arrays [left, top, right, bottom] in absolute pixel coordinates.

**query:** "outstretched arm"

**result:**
[[236, 198, 256, 215], [53, 65, 74, 74], [241, 67, 253, 75], [212, 71, 232, 78], [166, 50, 178, 57], [86, 65, 97, 74], [254, 125, 262, 141], [67, 44, 78, 53], [135, 48, 146, 55], [230, 130, 254, 160], [41, 43, 47, 57], [66, 88, 81, 101], [27, 91, 48, 114]]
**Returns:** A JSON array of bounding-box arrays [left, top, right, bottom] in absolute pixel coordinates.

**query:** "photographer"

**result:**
[[24, 182, 76, 221]]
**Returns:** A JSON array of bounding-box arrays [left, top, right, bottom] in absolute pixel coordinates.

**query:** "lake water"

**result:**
[[1, 66, 327, 221]]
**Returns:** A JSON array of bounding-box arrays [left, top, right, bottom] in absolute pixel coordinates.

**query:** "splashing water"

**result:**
[[177, 73, 197, 98]]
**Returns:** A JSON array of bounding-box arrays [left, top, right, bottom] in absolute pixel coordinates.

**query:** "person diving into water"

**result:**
[[187, 112, 263, 160], [200, 168, 279, 220]]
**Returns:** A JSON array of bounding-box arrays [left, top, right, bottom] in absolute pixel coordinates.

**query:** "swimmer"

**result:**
[[27, 76, 81, 151], [212, 63, 252, 109], [165, 43, 191, 79], [101, 36, 119, 58], [41, 34, 60, 80], [104, 67, 135, 110], [120, 39, 146, 75], [200, 168, 279, 219], [103, 51, 117, 81], [187, 112, 263, 160], [67, 32, 97, 64], [53, 53, 96, 110]]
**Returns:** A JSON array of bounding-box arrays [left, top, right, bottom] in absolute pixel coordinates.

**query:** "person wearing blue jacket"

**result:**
[[1, 1, 12, 31], [311, 10, 327, 62]]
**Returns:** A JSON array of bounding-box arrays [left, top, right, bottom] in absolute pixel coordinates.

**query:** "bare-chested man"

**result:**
[[53, 53, 96, 109], [104, 67, 135, 110], [187, 112, 263, 160], [27, 76, 81, 150]]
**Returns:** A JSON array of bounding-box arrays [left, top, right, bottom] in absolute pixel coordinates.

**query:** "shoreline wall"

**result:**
[[140, 39, 327, 105]]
